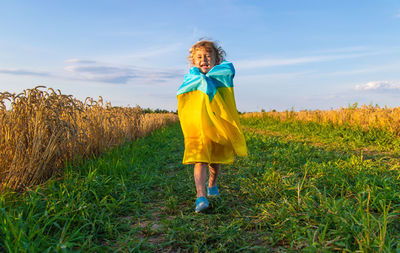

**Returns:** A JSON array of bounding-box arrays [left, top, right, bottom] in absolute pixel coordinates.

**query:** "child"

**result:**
[[177, 40, 248, 212]]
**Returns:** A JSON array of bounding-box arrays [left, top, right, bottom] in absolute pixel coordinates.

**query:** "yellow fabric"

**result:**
[[177, 87, 248, 164]]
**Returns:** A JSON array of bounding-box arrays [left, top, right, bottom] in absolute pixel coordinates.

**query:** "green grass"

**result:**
[[1, 120, 399, 252], [241, 116, 400, 154]]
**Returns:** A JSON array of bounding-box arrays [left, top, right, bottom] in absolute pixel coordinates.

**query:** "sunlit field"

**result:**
[[244, 104, 400, 136], [0, 95, 399, 251], [0, 86, 178, 191]]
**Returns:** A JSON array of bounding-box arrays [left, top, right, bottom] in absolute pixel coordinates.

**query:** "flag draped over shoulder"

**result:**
[[177, 61, 248, 165]]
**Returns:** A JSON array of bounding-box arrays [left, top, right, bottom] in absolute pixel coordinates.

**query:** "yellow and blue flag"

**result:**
[[177, 61, 248, 164]]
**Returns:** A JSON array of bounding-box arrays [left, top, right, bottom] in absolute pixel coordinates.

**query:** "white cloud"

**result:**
[[65, 59, 97, 64], [123, 43, 184, 61], [0, 58, 185, 85], [308, 46, 370, 54], [238, 71, 313, 80], [0, 68, 50, 77], [355, 81, 400, 91], [304, 63, 400, 78], [64, 59, 184, 84], [235, 52, 375, 69]]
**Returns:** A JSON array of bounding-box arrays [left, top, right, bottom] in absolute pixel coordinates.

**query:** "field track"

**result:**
[[1, 119, 399, 252]]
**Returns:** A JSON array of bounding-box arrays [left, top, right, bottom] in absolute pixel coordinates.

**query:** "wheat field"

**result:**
[[243, 104, 400, 136], [0, 86, 178, 191]]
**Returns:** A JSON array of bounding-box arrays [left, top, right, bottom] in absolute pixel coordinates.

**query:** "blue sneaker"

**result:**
[[195, 197, 209, 213], [207, 185, 219, 197]]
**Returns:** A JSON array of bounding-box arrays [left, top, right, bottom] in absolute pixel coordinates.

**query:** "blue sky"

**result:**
[[1, 0, 400, 111]]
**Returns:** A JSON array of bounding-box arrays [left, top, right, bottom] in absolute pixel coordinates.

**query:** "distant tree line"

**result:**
[[141, 107, 177, 114]]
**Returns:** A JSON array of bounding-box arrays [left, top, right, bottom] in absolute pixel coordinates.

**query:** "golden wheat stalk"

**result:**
[[243, 105, 400, 135], [0, 86, 178, 191]]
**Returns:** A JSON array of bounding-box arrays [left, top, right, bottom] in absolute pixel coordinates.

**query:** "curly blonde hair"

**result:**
[[188, 39, 226, 66]]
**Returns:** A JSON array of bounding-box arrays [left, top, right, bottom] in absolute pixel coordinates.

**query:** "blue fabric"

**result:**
[[177, 61, 235, 102], [195, 196, 209, 212], [207, 185, 219, 196]]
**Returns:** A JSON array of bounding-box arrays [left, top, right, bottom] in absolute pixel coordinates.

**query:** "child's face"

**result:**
[[193, 47, 216, 74]]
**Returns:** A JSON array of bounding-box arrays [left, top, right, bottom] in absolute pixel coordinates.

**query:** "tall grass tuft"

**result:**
[[244, 104, 400, 135], [0, 86, 178, 191]]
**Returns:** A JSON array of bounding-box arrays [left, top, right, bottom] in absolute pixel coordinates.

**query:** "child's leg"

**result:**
[[208, 163, 220, 187], [194, 162, 208, 198]]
